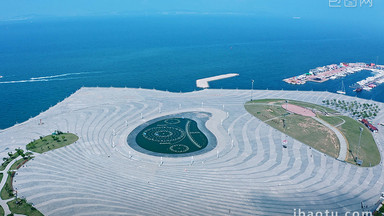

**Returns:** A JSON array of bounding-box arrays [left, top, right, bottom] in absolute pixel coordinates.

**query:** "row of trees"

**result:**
[[2, 148, 33, 169], [322, 99, 380, 119]]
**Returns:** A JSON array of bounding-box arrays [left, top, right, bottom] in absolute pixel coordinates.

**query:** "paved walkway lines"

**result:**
[[0, 155, 21, 216]]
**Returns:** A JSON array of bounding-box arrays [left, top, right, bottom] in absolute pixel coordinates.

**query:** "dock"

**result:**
[[283, 62, 384, 91], [196, 73, 239, 88]]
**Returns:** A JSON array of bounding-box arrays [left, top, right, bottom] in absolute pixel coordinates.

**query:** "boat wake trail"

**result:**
[[0, 71, 102, 84]]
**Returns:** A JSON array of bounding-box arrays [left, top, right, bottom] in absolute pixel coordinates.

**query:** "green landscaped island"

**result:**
[[245, 99, 380, 167], [26, 131, 79, 153], [0, 131, 79, 216], [0, 148, 43, 216]]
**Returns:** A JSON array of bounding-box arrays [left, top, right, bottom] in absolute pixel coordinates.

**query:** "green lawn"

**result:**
[[0, 205, 4, 216], [10, 157, 31, 170], [318, 115, 344, 126], [8, 198, 44, 216], [245, 100, 340, 158], [320, 115, 380, 166], [26, 133, 79, 153], [1, 172, 15, 200], [0, 152, 19, 171], [246, 99, 381, 167], [250, 98, 286, 103], [334, 116, 379, 166]]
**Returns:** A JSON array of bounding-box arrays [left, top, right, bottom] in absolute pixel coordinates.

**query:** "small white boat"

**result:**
[[330, 76, 337, 80], [337, 80, 346, 94]]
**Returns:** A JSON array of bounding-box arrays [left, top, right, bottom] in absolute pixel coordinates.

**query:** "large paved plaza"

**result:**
[[0, 87, 384, 215]]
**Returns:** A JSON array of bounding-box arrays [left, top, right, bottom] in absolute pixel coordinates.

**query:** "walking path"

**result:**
[[313, 117, 348, 161], [333, 116, 346, 128], [0, 156, 21, 215]]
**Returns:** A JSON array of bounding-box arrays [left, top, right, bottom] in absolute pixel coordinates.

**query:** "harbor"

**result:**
[[284, 62, 384, 92], [196, 73, 239, 88]]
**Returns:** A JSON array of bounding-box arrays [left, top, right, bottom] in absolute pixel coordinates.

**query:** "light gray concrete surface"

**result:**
[[0, 88, 383, 215]]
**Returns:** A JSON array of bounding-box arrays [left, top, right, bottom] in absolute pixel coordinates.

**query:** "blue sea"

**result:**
[[1, 15, 384, 129]]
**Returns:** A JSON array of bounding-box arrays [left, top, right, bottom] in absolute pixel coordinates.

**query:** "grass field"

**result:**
[[320, 116, 380, 166], [26, 133, 78, 153], [8, 198, 43, 216], [318, 116, 344, 126], [245, 99, 381, 166], [1, 172, 14, 200], [0, 205, 4, 216], [10, 157, 31, 170], [1, 132, 77, 216], [0, 152, 19, 171], [245, 99, 340, 158]]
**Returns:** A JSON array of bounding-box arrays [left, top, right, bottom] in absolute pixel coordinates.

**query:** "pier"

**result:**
[[196, 73, 239, 88], [283, 62, 384, 91]]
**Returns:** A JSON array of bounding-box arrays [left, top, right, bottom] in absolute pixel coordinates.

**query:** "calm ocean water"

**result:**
[[0, 16, 384, 129]]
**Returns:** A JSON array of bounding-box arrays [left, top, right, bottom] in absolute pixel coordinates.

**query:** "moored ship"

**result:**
[[353, 87, 363, 92]]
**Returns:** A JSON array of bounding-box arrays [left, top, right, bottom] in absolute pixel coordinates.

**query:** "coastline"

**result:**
[[284, 62, 384, 92]]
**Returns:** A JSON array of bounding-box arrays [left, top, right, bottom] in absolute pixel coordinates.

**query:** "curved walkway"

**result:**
[[313, 117, 348, 161], [4, 88, 384, 215], [0, 155, 21, 215]]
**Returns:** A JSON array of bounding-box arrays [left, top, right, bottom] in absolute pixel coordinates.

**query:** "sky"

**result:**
[[0, 0, 383, 23]]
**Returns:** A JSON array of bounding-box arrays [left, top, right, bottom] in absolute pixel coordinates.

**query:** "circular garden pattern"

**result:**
[[135, 118, 209, 154]]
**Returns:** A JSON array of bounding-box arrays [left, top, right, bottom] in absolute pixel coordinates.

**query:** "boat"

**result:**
[[337, 80, 346, 94], [330, 76, 337, 80], [0, 75, 3, 78], [353, 86, 363, 92]]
